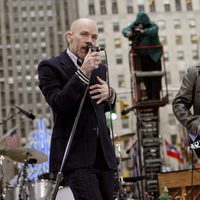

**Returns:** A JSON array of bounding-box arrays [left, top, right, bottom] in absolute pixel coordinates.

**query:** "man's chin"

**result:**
[[79, 50, 87, 58]]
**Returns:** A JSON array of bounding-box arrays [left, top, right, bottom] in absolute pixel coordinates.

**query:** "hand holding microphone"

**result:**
[[80, 45, 102, 76]]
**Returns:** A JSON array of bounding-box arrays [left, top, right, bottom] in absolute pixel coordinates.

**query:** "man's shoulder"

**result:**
[[38, 51, 67, 67], [186, 62, 200, 78], [195, 62, 200, 68], [188, 62, 200, 71]]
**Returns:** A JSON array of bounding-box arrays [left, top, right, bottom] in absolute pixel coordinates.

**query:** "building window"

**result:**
[[191, 34, 197, 44], [157, 20, 166, 30], [188, 18, 196, 28], [122, 119, 129, 129], [88, 0, 95, 15], [97, 22, 104, 33], [164, 51, 169, 61], [186, 1, 192, 11], [171, 134, 177, 145], [116, 55, 123, 65], [138, 4, 145, 12], [164, 3, 171, 12], [127, 5, 133, 13], [0, 70, 3, 78], [168, 113, 176, 125], [174, 19, 181, 29], [126, 0, 133, 14], [112, 0, 118, 14], [98, 38, 105, 49], [175, 35, 182, 45], [149, 1, 156, 12], [179, 70, 185, 82], [100, 0, 107, 14], [114, 38, 121, 48], [192, 50, 198, 60], [113, 22, 120, 32], [118, 74, 125, 88], [160, 36, 167, 45], [175, 0, 182, 11], [177, 51, 184, 60]]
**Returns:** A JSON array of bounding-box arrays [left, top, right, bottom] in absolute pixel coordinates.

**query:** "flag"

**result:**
[[164, 139, 183, 163], [0, 127, 21, 148]]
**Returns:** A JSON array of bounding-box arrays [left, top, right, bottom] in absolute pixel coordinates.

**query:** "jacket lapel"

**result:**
[[58, 50, 77, 76]]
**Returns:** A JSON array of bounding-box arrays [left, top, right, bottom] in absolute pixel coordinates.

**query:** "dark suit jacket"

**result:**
[[38, 50, 117, 173]]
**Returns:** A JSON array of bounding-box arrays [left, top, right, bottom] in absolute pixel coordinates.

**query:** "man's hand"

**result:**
[[90, 76, 110, 104], [80, 50, 100, 77], [126, 31, 133, 38], [135, 28, 144, 34]]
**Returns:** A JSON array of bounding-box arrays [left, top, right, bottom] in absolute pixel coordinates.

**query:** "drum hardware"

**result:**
[[18, 159, 29, 200], [0, 147, 48, 200], [0, 156, 5, 200], [114, 141, 132, 200], [29, 179, 56, 200]]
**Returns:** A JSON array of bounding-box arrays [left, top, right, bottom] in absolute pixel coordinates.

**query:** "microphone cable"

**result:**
[[102, 48, 116, 150], [191, 146, 194, 200], [190, 140, 200, 199], [103, 48, 124, 200]]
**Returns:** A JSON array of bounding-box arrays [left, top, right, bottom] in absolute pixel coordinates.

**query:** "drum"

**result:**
[[5, 185, 28, 200], [55, 186, 75, 200], [28, 179, 55, 200]]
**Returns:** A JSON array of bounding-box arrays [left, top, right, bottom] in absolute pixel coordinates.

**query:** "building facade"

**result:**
[[0, 0, 200, 170], [0, 0, 78, 141]]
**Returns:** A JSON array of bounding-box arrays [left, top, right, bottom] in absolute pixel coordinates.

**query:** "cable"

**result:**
[[103, 49, 123, 199], [103, 49, 115, 150], [190, 145, 194, 200]]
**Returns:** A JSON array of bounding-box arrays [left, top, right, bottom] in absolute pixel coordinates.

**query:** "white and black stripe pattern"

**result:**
[[75, 69, 90, 85]]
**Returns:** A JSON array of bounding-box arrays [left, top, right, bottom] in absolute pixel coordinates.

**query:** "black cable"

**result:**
[[103, 49, 115, 148], [191, 147, 194, 200], [104, 49, 124, 199]]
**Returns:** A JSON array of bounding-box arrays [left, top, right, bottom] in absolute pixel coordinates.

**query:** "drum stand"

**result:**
[[0, 156, 5, 200], [18, 159, 29, 200], [116, 160, 127, 200], [114, 143, 130, 200]]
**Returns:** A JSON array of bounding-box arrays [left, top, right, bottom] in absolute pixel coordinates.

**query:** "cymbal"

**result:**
[[0, 147, 47, 164], [113, 133, 135, 143]]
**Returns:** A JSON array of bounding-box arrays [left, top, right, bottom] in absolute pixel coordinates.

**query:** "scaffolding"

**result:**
[[124, 44, 169, 199]]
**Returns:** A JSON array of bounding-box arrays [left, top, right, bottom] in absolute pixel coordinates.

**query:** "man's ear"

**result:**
[[65, 31, 72, 44]]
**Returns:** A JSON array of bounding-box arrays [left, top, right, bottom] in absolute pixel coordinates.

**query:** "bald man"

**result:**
[[38, 18, 117, 200]]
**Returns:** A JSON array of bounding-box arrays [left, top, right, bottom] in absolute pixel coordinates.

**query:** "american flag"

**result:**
[[2, 127, 21, 148]]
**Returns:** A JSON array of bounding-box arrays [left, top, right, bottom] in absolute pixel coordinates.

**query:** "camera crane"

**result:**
[[122, 43, 169, 199]]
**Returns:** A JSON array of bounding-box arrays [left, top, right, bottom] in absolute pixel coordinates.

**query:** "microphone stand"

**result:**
[[50, 84, 90, 200], [0, 111, 21, 125]]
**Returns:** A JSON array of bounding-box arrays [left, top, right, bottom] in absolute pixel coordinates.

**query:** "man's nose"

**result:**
[[85, 35, 93, 43]]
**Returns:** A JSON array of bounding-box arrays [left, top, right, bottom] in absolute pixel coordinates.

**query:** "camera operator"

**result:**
[[122, 12, 162, 101]]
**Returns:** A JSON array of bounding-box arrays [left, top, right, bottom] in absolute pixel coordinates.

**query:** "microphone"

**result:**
[[15, 105, 35, 120], [84, 45, 104, 52], [121, 107, 134, 115]]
